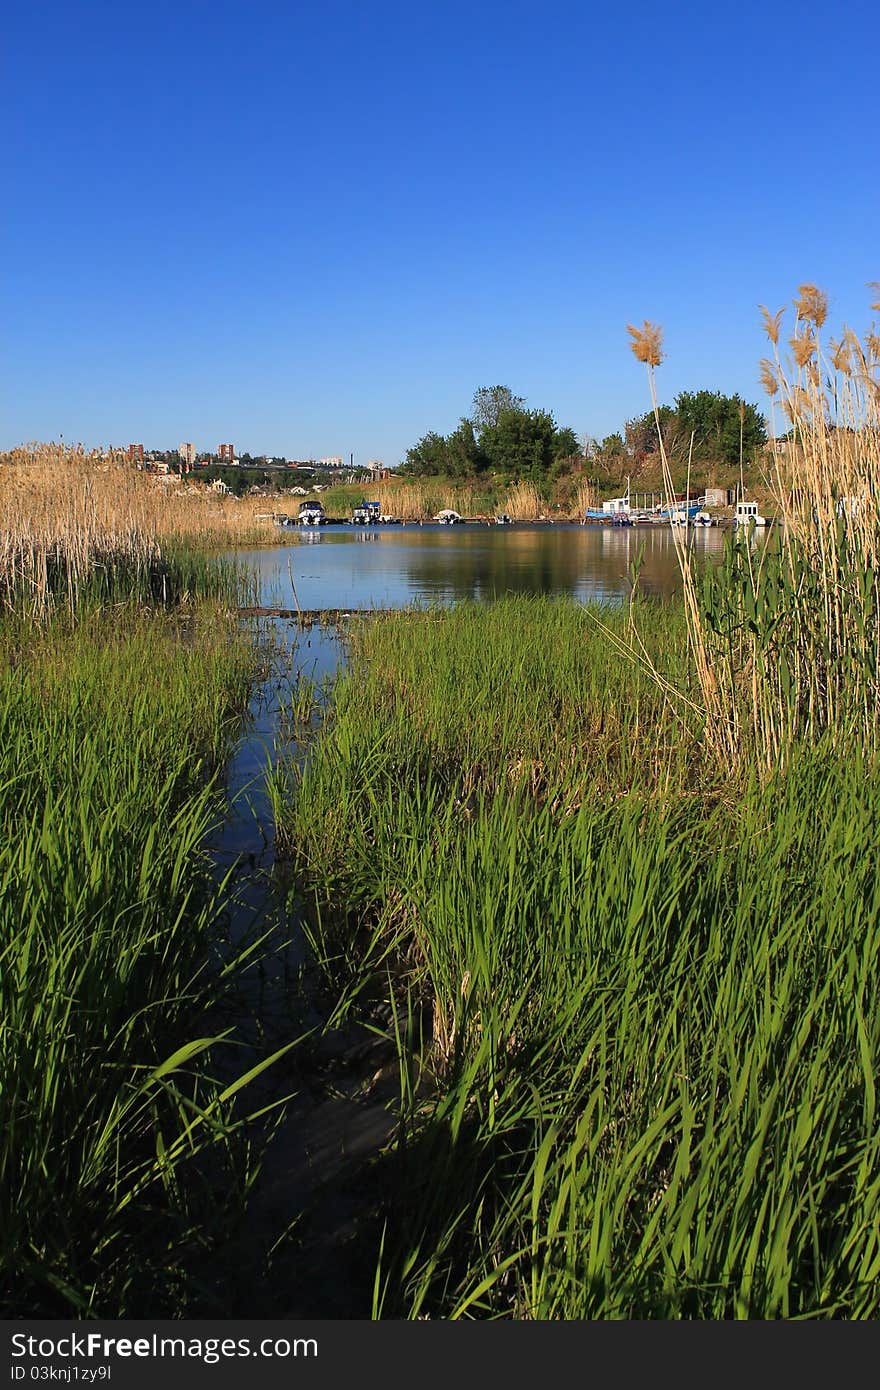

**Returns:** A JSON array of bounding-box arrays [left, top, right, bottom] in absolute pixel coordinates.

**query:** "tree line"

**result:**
[[596, 389, 767, 470], [401, 385, 767, 483], [400, 387, 580, 482]]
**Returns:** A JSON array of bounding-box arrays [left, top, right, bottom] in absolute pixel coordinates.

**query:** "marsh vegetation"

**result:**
[[269, 289, 880, 1317], [4, 284, 880, 1318]]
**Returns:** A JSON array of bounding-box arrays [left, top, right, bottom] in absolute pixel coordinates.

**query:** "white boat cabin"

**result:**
[[733, 500, 768, 526], [298, 501, 326, 525]]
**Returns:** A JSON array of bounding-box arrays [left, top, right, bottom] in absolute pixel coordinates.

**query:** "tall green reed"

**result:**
[[277, 598, 880, 1318], [630, 287, 880, 769], [0, 609, 288, 1315]]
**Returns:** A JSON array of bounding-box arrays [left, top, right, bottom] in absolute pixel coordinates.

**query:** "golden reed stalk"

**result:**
[[629, 285, 880, 770], [0, 443, 273, 615]]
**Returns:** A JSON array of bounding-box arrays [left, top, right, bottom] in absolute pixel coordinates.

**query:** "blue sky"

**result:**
[[3, 0, 877, 463]]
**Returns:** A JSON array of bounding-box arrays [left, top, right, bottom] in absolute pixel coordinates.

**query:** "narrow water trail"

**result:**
[[204, 618, 399, 1317]]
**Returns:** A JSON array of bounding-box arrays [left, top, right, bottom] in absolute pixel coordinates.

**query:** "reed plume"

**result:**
[[760, 305, 785, 344], [626, 320, 664, 367], [648, 284, 880, 770], [794, 283, 829, 328]]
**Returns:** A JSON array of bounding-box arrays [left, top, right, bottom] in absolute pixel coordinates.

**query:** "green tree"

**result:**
[[673, 390, 766, 464], [553, 425, 580, 459], [402, 389, 577, 481], [471, 385, 526, 430], [446, 418, 488, 477], [481, 408, 560, 481], [599, 432, 625, 459], [401, 431, 448, 476]]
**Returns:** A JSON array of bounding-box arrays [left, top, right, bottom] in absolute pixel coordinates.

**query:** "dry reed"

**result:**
[[499, 481, 546, 520], [630, 287, 880, 770], [0, 443, 274, 615]]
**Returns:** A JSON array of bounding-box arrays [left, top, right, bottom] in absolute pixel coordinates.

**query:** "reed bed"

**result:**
[[629, 286, 880, 770], [0, 443, 272, 615], [275, 597, 880, 1317], [316, 478, 589, 521], [498, 481, 547, 521], [574, 477, 600, 515], [0, 608, 285, 1315], [372, 480, 490, 520], [372, 755, 880, 1318], [272, 597, 693, 861]]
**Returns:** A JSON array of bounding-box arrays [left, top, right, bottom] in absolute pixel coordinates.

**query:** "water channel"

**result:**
[[209, 522, 741, 1312]]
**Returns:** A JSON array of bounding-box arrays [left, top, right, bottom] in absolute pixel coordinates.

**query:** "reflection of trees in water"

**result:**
[[596, 527, 728, 598], [394, 526, 726, 602]]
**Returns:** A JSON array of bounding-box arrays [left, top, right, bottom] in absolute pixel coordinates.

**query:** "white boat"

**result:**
[[298, 501, 326, 526], [586, 475, 634, 522], [435, 509, 463, 525], [585, 494, 631, 521], [351, 501, 380, 524], [495, 513, 512, 525], [733, 500, 769, 527], [652, 500, 703, 524]]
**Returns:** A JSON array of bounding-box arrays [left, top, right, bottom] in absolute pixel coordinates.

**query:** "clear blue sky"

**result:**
[[3, 0, 877, 464]]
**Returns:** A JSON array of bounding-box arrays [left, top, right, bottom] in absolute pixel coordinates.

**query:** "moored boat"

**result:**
[[652, 500, 704, 524], [733, 500, 769, 527], [298, 500, 326, 526], [352, 500, 380, 524]]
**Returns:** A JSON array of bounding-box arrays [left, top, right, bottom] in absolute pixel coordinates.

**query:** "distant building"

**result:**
[[218, 443, 236, 462], [179, 442, 196, 469], [366, 459, 390, 480], [320, 456, 344, 468], [128, 444, 144, 465]]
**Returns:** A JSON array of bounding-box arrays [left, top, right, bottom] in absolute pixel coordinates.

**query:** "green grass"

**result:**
[[274, 596, 880, 1318], [1, 536, 257, 619], [0, 605, 290, 1316]]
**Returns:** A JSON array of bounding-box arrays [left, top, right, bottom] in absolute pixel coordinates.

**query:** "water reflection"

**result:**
[[234, 523, 737, 612]]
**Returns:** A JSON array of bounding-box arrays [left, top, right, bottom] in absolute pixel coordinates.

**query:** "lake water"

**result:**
[[213, 519, 736, 1301], [216, 521, 737, 918], [237, 521, 732, 612]]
